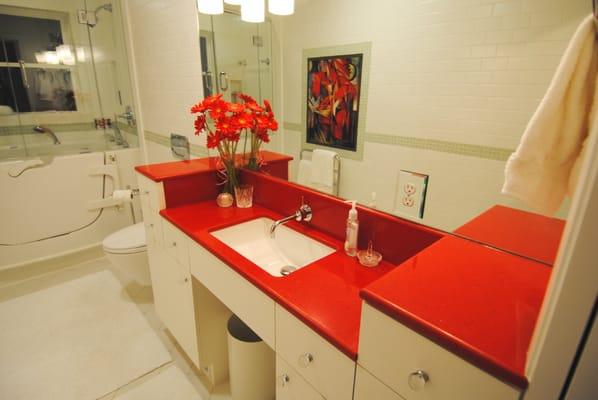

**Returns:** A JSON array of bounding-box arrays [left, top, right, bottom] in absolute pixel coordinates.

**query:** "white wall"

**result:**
[[281, 0, 587, 231], [126, 0, 205, 164]]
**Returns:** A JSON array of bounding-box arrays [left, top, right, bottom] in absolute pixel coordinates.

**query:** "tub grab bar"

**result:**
[[89, 164, 120, 190]]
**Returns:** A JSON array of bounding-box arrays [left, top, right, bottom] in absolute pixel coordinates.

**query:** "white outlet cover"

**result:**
[[393, 170, 429, 219]]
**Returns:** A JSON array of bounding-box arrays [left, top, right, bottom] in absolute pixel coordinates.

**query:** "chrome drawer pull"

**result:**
[[279, 374, 290, 387], [298, 352, 314, 367], [408, 370, 429, 391]]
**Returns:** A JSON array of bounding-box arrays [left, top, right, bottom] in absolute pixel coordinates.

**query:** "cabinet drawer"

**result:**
[[275, 305, 355, 400], [189, 243, 275, 347], [358, 303, 520, 400], [276, 355, 324, 400], [137, 173, 164, 214], [161, 218, 190, 270], [354, 366, 404, 400]]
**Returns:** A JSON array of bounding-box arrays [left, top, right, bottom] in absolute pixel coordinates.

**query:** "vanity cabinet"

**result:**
[[357, 303, 520, 400], [276, 305, 355, 400], [136, 174, 200, 367]]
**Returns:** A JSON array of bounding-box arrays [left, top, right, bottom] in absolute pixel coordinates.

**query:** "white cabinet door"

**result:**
[[276, 355, 324, 400], [147, 245, 199, 367], [354, 366, 404, 400]]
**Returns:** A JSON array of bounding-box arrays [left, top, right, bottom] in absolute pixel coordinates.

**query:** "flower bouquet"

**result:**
[[190, 93, 278, 196]]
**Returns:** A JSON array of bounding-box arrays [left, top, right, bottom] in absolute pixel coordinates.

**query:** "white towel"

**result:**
[[502, 14, 598, 216], [310, 149, 337, 188], [297, 159, 312, 186]]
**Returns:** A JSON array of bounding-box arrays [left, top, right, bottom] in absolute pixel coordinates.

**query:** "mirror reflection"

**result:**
[[199, 0, 592, 265]]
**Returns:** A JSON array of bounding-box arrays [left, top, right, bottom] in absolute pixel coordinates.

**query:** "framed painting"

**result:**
[[306, 53, 363, 152]]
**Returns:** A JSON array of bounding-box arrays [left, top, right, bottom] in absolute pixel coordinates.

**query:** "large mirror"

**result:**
[[198, 0, 592, 265]]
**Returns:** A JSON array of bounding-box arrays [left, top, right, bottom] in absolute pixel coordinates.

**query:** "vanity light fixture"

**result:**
[[268, 0, 294, 15], [197, 0, 224, 15], [241, 0, 265, 23]]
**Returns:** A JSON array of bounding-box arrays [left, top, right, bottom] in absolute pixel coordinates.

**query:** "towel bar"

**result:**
[[300, 149, 341, 196]]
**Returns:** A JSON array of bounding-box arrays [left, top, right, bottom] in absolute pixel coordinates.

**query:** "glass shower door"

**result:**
[[0, 1, 139, 160], [84, 0, 139, 149]]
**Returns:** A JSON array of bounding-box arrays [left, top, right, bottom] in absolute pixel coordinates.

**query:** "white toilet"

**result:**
[[103, 222, 151, 287]]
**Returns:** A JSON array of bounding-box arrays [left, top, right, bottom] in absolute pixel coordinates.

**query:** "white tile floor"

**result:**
[[0, 257, 230, 400]]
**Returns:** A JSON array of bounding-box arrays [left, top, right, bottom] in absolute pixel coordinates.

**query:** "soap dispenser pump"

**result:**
[[344, 200, 359, 257]]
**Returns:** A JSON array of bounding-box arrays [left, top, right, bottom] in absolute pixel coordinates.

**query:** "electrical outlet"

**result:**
[[394, 170, 429, 218]]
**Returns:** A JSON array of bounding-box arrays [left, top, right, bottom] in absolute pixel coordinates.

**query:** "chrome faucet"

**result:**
[[270, 204, 312, 238], [116, 105, 136, 127], [33, 125, 61, 145], [111, 116, 130, 148]]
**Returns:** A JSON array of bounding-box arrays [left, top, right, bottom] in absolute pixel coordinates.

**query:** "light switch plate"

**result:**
[[393, 170, 429, 219]]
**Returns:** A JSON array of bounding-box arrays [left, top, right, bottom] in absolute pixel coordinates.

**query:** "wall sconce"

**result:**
[[268, 0, 294, 16], [199, 0, 295, 21], [241, 0, 265, 23], [197, 0, 224, 15]]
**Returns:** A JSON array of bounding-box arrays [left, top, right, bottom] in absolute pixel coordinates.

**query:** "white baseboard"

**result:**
[[0, 243, 105, 288]]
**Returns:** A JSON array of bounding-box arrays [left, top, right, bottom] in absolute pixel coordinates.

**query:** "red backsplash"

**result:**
[[240, 170, 444, 265], [163, 172, 221, 209]]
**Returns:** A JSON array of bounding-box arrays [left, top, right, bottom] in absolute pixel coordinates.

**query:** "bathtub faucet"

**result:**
[[33, 125, 61, 145]]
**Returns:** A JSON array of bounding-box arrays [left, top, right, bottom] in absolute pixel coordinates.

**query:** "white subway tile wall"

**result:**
[[126, 0, 206, 161], [282, 0, 588, 149], [281, 0, 583, 229]]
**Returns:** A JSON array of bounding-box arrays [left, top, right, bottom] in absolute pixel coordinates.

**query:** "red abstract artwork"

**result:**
[[306, 54, 363, 151]]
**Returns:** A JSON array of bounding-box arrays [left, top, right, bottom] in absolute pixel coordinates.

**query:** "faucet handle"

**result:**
[[298, 204, 312, 222]]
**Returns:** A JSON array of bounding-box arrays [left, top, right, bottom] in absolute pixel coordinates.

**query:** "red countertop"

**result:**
[[161, 201, 398, 360], [138, 157, 551, 391], [360, 236, 552, 389], [135, 150, 293, 182], [455, 205, 565, 265]]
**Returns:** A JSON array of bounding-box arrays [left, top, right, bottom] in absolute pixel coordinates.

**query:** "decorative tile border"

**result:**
[[283, 123, 514, 162], [144, 130, 209, 157]]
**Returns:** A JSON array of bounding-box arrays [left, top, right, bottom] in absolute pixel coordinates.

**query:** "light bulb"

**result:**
[[241, 0, 264, 23], [197, 0, 224, 15], [268, 0, 294, 15]]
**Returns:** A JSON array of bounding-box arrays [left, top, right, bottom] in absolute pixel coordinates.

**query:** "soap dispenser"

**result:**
[[344, 200, 359, 257]]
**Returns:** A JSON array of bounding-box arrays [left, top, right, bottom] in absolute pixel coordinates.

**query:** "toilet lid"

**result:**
[[103, 222, 146, 254]]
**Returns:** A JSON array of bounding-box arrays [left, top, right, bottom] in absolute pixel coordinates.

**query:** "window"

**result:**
[[0, 10, 77, 113]]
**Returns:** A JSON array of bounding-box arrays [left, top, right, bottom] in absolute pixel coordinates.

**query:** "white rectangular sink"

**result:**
[[210, 217, 336, 277]]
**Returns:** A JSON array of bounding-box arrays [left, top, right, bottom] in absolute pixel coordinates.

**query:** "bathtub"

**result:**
[[0, 129, 136, 160], [0, 130, 141, 270]]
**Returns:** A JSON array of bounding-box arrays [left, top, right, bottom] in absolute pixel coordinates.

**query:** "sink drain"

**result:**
[[280, 265, 297, 276]]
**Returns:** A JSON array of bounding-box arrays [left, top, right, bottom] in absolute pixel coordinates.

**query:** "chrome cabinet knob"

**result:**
[[172, 241, 177, 247], [298, 352, 314, 367], [279, 374, 290, 387], [408, 370, 429, 391]]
